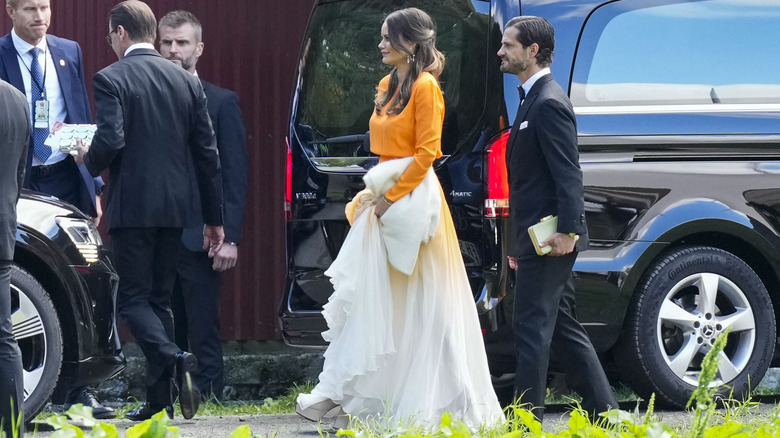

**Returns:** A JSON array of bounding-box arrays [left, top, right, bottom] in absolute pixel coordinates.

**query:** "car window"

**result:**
[[293, 0, 489, 158], [571, 0, 780, 108]]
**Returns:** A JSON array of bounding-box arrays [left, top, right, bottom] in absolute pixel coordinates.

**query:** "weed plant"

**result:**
[[10, 339, 780, 438]]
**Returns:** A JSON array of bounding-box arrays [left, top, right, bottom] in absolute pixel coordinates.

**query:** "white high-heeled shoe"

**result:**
[[295, 395, 340, 422]]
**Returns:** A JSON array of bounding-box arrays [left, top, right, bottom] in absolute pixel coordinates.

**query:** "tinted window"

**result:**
[[293, 0, 489, 157], [571, 0, 780, 107]]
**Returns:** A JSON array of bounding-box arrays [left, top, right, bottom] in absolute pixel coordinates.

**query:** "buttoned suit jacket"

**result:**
[[0, 80, 30, 260], [181, 79, 247, 251], [505, 74, 588, 257], [84, 48, 223, 230], [0, 33, 102, 217]]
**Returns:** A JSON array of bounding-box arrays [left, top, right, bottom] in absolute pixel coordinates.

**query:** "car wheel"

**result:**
[[10, 264, 63, 421], [616, 246, 775, 408]]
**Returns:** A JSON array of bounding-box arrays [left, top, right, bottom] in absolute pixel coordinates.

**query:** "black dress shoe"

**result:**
[[173, 352, 201, 420], [124, 403, 174, 421], [65, 386, 116, 419]]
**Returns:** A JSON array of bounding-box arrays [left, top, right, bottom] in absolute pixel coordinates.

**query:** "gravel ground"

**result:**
[[25, 402, 778, 438]]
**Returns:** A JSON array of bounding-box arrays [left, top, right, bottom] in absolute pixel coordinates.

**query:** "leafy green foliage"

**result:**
[[47, 404, 121, 438], [18, 348, 780, 437], [685, 328, 730, 438]]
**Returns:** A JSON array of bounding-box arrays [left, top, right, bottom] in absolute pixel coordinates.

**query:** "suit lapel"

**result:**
[[0, 35, 25, 94], [505, 99, 524, 165], [505, 75, 554, 164], [46, 36, 76, 122]]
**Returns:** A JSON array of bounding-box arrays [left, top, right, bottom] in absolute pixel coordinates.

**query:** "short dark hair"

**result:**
[[110, 0, 157, 44], [158, 10, 203, 42], [505, 16, 554, 68]]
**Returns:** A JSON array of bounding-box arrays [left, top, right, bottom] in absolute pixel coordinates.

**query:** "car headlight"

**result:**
[[56, 217, 102, 263]]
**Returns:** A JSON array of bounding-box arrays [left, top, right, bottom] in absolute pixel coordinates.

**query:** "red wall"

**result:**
[[1, 0, 317, 340]]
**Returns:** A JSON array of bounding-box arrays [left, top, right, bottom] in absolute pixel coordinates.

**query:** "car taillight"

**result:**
[[285, 137, 292, 221], [485, 130, 510, 218]]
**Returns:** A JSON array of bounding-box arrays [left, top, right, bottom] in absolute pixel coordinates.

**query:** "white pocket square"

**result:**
[[519, 121, 529, 130]]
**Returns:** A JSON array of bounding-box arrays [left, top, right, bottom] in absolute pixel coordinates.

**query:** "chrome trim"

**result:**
[[309, 157, 376, 174], [578, 135, 780, 146], [575, 103, 780, 115]]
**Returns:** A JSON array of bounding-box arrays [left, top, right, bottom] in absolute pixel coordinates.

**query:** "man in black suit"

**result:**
[[74, 0, 224, 421], [158, 9, 248, 401], [0, 79, 29, 438], [1, 0, 113, 417], [498, 16, 617, 420]]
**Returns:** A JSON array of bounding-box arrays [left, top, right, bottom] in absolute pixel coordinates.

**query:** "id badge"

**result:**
[[34, 100, 49, 128]]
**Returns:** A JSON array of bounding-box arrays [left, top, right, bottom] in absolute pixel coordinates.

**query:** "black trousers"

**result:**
[[27, 157, 83, 212], [512, 252, 617, 419], [112, 228, 183, 407], [172, 247, 224, 398], [0, 260, 23, 437]]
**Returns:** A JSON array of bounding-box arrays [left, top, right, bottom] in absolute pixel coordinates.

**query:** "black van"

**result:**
[[281, 0, 780, 408]]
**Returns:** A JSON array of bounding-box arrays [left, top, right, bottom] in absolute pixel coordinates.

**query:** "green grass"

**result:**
[[544, 383, 639, 406], [26, 351, 780, 438], [196, 382, 314, 416], [32, 382, 316, 422]]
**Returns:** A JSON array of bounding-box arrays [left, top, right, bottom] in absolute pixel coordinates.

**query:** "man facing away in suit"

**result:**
[[0, 0, 114, 419], [497, 16, 618, 420], [1, 78, 29, 438], [74, 0, 225, 422], [158, 9, 248, 401]]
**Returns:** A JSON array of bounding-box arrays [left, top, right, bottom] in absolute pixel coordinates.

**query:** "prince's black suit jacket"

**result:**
[[506, 73, 618, 417], [84, 48, 223, 229], [505, 74, 588, 257]]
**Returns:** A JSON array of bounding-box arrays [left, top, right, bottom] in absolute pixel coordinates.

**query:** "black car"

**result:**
[[13, 191, 124, 420], [281, 0, 780, 408]]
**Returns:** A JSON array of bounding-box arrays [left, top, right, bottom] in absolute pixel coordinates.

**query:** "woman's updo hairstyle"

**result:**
[[375, 7, 446, 115]]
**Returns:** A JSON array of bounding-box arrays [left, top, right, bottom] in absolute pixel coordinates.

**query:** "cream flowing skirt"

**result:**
[[309, 183, 504, 428]]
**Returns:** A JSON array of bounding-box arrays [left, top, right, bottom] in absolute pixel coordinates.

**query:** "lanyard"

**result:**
[[15, 47, 48, 99]]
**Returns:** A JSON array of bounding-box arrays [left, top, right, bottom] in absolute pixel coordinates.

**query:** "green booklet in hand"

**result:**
[[528, 215, 558, 256]]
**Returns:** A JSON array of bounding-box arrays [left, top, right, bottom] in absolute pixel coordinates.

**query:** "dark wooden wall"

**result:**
[[1, 0, 317, 340]]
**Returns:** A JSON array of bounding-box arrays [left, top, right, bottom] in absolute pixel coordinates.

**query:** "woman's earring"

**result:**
[[406, 54, 415, 64]]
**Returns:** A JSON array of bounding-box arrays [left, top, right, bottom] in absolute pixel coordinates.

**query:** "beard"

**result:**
[[499, 57, 528, 75], [167, 54, 198, 71]]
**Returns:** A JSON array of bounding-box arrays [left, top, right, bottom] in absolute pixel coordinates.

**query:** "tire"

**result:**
[[616, 246, 775, 408], [9, 264, 63, 421]]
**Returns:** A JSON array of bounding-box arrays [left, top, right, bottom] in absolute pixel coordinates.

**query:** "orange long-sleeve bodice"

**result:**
[[369, 72, 444, 202]]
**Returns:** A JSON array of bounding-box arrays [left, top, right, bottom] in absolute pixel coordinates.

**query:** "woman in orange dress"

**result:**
[[296, 7, 503, 430]]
